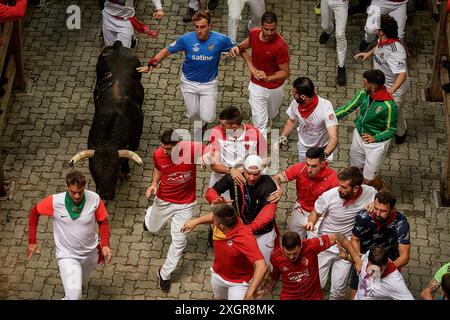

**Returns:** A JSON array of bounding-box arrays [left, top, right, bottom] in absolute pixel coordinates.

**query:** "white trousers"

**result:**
[[297, 141, 335, 163], [320, 0, 348, 68], [227, 0, 265, 42], [211, 269, 249, 300], [144, 198, 195, 280], [318, 245, 352, 300], [102, 10, 133, 48], [209, 172, 231, 200], [287, 204, 320, 240], [365, 0, 408, 43], [181, 74, 218, 126], [58, 251, 98, 300], [248, 81, 285, 136], [255, 228, 276, 269], [349, 128, 391, 181], [393, 93, 407, 136]]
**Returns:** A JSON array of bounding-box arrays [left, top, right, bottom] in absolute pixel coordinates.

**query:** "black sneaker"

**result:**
[[319, 31, 331, 45], [157, 267, 171, 293], [359, 39, 370, 52], [208, 0, 219, 10], [337, 66, 346, 86], [183, 7, 195, 23], [395, 133, 406, 144]]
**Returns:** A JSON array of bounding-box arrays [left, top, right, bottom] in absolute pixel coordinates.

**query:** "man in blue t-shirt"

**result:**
[[348, 189, 410, 299], [138, 10, 238, 137]]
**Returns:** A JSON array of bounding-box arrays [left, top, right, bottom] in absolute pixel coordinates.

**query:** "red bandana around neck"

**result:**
[[343, 187, 363, 207], [372, 210, 397, 232], [377, 38, 399, 48], [370, 85, 394, 101], [298, 95, 319, 119]]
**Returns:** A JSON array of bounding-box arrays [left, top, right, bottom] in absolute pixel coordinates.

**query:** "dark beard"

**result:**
[[295, 97, 305, 104]]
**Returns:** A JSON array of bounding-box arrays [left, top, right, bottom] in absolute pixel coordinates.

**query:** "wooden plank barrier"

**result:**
[[0, 18, 25, 197]]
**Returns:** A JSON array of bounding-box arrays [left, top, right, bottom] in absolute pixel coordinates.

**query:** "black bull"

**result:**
[[70, 41, 144, 200]]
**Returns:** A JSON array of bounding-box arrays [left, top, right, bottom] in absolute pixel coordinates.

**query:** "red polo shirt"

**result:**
[[270, 235, 332, 300], [212, 221, 264, 283], [153, 141, 204, 204], [248, 28, 289, 89], [284, 162, 339, 212]]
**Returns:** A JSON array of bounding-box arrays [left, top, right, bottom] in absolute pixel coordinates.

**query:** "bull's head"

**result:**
[[69, 149, 143, 200]]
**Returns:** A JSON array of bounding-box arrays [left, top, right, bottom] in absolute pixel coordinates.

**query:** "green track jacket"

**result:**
[[335, 88, 398, 142]]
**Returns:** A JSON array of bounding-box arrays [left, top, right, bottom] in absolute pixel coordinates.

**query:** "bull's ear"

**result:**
[[118, 150, 143, 165], [70, 150, 95, 166]]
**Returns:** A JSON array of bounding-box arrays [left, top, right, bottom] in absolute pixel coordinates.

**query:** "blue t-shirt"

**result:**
[[167, 31, 236, 83], [352, 209, 410, 260]]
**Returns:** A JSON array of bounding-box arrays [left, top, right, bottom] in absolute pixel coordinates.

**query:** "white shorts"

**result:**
[[349, 128, 391, 181], [211, 269, 249, 300]]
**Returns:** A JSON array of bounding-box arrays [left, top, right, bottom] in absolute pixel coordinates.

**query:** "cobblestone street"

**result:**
[[0, 0, 449, 300]]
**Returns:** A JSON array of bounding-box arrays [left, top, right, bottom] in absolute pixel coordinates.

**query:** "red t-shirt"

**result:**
[[153, 141, 204, 204], [248, 28, 289, 89], [212, 221, 264, 283], [284, 162, 339, 212], [270, 235, 332, 300]]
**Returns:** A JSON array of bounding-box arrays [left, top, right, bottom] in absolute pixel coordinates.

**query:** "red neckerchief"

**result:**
[[371, 210, 397, 232], [377, 38, 399, 48], [343, 187, 363, 206], [370, 85, 393, 101], [114, 16, 158, 38], [297, 95, 319, 119], [381, 261, 397, 278]]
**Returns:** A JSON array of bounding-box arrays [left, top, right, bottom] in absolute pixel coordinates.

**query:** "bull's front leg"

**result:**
[[120, 159, 130, 180]]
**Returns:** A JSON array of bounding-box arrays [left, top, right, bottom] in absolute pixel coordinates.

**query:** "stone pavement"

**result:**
[[0, 0, 449, 300]]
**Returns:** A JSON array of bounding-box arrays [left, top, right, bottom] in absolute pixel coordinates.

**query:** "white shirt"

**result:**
[[315, 185, 377, 239], [48, 190, 104, 259], [355, 252, 414, 300], [373, 41, 410, 97], [213, 124, 262, 169], [285, 96, 338, 148]]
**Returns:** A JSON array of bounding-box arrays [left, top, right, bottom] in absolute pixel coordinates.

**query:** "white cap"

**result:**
[[243, 155, 264, 173]]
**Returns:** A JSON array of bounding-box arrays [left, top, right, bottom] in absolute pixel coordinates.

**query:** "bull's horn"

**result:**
[[69, 150, 95, 166], [118, 150, 143, 165]]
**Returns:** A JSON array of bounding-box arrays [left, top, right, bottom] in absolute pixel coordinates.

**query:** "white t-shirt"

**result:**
[[355, 252, 414, 300], [315, 185, 377, 239], [36, 190, 107, 259], [285, 96, 338, 149], [373, 41, 410, 97]]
